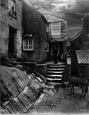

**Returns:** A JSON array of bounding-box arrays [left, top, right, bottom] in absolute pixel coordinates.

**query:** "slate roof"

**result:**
[[70, 31, 89, 50], [67, 26, 82, 38], [71, 31, 82, 42], [68, 13, 89, 50], [22, 0, 47, 36], [43, 14, 66, 23]]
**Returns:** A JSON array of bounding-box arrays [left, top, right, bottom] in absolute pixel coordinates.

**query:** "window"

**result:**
[[23, 39, 34, 51], [51, 23, 61, 36], [61, 22, 67, 33], [53, 25, 60, 30], [45, 43, 49, 52], [52, 23, 60, 30], [8, 0, 16, 17]]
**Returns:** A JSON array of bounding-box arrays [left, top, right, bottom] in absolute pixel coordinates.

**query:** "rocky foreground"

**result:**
[[0, 65, 54, 114]]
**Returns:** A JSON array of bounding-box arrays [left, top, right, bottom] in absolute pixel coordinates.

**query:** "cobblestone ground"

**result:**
[[28, 87, 89, 114]]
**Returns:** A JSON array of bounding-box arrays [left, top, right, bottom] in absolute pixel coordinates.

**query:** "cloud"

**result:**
[[27, 0, 46, 2], [27, 0, 89, 26], [51, 0, 77, 13], [37, 6, 51, 15], [28, 0, 78, 13], [51, 3, 67, 12], [28, 0, 77, 12]]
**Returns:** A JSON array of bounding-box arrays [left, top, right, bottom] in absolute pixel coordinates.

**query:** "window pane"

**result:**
[[29, 45, 32, 49], [23, 39, 33, 50], [53, 26, 59, 30], [29, 40, 33, 49], [24, 45, 28, 49], [24, 40, 28, 49], [8, 0, 16, 16], [26, 40, 28, 45]]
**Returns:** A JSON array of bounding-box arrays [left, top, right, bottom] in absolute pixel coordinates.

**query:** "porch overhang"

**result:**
[[51, 36, 67, 42]]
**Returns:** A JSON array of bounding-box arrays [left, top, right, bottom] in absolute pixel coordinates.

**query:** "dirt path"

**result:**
[[28, 87, 89, 114]]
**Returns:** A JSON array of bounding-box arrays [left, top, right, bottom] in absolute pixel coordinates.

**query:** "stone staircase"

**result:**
[[46, 62, 67, 86]]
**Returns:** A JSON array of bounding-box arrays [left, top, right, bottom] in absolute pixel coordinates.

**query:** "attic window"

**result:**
[[52, 23, 60, 30], [23, 39, 34, 51], [53, 26, 60, 30], [51, 23, 61, 35]]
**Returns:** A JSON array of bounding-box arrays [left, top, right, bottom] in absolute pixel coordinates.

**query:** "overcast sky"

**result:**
[[27, 0, 89, 26]]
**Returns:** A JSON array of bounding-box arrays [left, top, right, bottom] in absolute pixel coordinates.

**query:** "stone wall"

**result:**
[[76, 50, 89, 78], [22, 0, 47, 63], [0, 0, 22, 58], [79, 64, 89, 78], [67, 63, 89, 78], [67, 50, 89, 78], [76, 50, 89, 63]]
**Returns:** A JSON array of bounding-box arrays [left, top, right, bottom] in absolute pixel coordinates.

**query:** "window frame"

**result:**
[[61, 22, 67, 33], [45, 43, 49, 52], [52, 23, 60, 30], [23, 39, 34, 51], [51, 22, 61, 36], [8, 0, 16, 18]]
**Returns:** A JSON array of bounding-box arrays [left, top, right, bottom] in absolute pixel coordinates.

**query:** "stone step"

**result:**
[[47, 74, 62, 77], [51, 62, 66, 65], [47, 80, 62, 84], [46, 77, 62, 81], [46, 78, 62, 81], [47, 68, 65, 71], [47, 71, 63, 74], [48, 65, 66, 68], [46, 62, 66, 86], [47, 82, 62, 85]]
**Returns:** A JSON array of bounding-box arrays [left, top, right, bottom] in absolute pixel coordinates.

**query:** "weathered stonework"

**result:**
[[68, 13, 89, 77], [0, 0, 22, 58], [22, 0, 47, 63]]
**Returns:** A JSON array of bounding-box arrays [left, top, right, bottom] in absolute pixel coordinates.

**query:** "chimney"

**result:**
[[82, 13, 89, 34]]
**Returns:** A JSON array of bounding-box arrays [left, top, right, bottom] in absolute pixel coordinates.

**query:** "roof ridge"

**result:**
[[71, 31, 82, 42]]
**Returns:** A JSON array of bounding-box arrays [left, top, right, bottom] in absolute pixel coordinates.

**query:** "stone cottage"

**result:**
[[43, 14, 67, 62], [0, 0, 22, 59], [22, 0, 48, 63], [69, 13, 89, 77]]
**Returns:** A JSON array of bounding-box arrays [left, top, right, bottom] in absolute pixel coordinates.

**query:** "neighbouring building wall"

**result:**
[[76, 50, 89, 77], [82, 13, 89, 34], [48, 21, 67, 41], [76, 50, 89, 64], [0, 0, 22, 58], [69, 13, 89, 77], [44, 15, 67, 62], [22, 0, 47, 63], [0, 0, 1, 29], [71, 14, 89, 64], [50, 22, 61, 36]]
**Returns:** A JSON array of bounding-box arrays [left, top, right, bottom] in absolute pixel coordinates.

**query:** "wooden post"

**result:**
[[70, 42, 79, 77]]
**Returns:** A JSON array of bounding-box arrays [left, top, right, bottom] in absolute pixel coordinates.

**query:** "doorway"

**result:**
[[48, 42, 64, 61], [8, 27, 16, 57], [59, 42, 63, 61]]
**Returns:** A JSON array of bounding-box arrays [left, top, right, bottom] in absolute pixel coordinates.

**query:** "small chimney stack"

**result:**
[[82, 13, 89, 35]]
